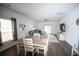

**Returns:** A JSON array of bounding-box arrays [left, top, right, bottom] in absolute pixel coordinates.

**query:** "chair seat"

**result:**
[[26, 47, 35, 52], [37, 45, 44, 48]]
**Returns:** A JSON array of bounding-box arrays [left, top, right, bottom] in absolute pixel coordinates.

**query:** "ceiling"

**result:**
[[1, 3, 78, 21]]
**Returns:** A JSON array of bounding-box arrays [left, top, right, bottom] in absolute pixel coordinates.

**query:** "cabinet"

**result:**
[[59, 33, 65, 41]]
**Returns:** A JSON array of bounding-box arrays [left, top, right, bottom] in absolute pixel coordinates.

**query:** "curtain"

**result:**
[[0, 20, 2, 46], [11, 17, 17, 40]]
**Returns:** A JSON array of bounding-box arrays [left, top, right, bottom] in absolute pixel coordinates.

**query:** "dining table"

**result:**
[[17, 36, 48, 56], [32, 36, 48, 56]]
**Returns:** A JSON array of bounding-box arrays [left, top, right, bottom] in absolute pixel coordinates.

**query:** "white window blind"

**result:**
[[0, 18, 13, 42]]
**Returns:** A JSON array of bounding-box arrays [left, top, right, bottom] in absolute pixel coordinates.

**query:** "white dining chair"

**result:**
[[23, 38, 36, 56], [37, 39, 48, 56], [17, 38, 36, 56], [17, 38, 24, 55]]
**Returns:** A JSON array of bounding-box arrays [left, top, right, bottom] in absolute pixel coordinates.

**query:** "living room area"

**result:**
[[0, 3, 79, 56]]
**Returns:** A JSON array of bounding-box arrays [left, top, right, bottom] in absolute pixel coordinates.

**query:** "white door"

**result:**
[[44, 25, 52, 34]]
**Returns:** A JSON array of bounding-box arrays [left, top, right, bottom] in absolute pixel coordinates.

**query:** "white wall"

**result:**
[[36, 20, 60, 34], [0, 6, 35, 39], [59, 7, 79, 48]]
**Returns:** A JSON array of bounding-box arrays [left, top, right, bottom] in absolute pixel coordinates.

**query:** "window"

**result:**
[[44, 25, 52, 34], [0, 17, 17, 46], [0, 18, 13, 42]]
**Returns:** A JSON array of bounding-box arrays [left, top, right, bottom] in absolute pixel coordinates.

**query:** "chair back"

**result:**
[[23, 38, 33, 48]]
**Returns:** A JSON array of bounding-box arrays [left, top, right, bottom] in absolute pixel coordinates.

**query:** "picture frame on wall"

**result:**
[[19, 24, 26, 30], [60, 23, 66, 32], [76, 18, 79, 26]]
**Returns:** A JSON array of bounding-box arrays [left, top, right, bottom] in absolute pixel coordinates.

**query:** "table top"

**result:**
[[32, 36, 47, 46], [18, 36, 47, 46]]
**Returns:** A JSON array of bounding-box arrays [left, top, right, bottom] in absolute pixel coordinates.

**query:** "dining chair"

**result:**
[[23, 38, 36, 56], [17, 38, 36, 56], [37, 39, 48, 56], [17, 38, 23, 55]]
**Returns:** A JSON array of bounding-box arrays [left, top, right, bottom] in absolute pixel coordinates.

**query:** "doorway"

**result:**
[[44, 25, 52, 34]]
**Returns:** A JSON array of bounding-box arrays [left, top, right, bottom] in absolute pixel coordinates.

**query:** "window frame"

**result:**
[[0, 17, 17, 46]]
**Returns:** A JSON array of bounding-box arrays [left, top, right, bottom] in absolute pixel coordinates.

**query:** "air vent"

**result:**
[[57, 12, 66, 15]]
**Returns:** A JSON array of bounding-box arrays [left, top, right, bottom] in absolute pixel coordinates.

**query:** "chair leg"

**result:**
[[32, 48, 36, 56], [44, 48, 47, 56], [37, 48, 39, 56], [44, 50, 47, 56], [17, 43, 19, 55], [32, 52, 34, 56], [25, 49, 27, 56]]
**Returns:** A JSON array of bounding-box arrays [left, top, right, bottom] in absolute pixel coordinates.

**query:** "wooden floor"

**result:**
[[48, 42, 65, 56], [47, 41, 72, 56], [0, 41, 72, 56], [48, 42, 64, 56]]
